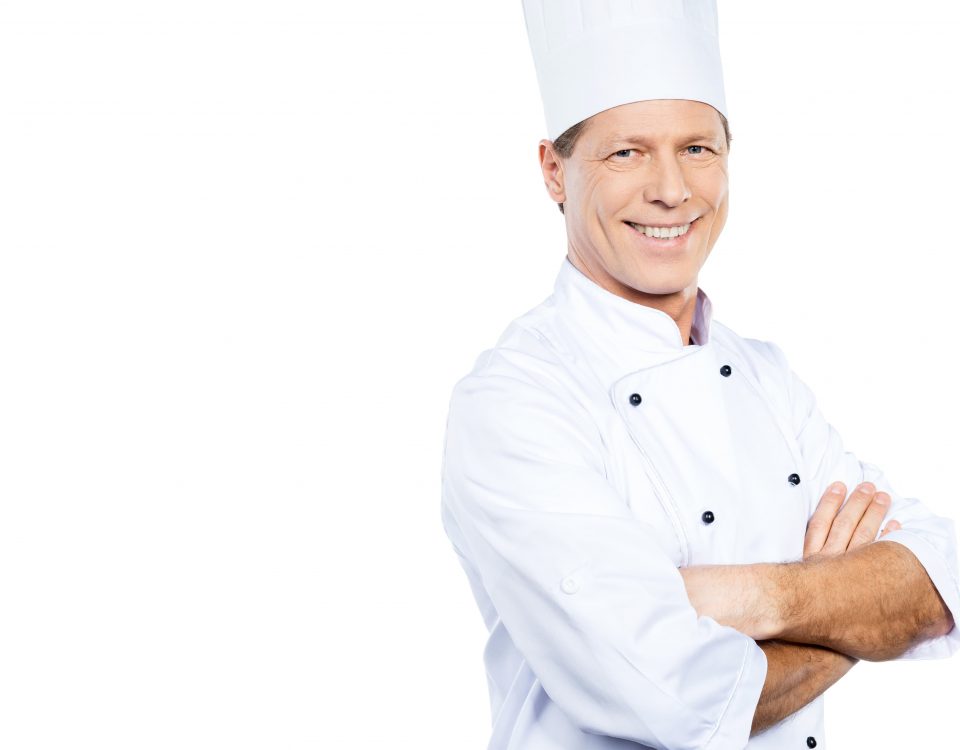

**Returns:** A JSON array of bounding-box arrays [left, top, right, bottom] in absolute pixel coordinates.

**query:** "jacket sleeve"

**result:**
[[767, 340, 960, 660], [440, 367, 768, 750]]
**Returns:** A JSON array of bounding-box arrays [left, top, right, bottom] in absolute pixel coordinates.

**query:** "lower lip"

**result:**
[[625, 218, 699, 249]]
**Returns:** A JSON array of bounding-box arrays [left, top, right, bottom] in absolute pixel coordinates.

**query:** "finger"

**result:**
[[880, 519, 902, 537], [847, 492, 891, 549], [821, 481, 877, 556], [803, 481, 847, 558]]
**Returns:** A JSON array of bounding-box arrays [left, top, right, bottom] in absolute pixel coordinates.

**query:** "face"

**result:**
[[539, 99, 729, 305]]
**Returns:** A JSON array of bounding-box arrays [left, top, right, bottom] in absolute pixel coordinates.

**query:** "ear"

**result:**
[[538, 140, 566, 207]]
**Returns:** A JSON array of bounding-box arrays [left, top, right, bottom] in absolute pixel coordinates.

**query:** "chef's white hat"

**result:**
[[521, 0, 728, 141]]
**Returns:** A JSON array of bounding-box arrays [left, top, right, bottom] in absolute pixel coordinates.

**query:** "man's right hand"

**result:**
[[803, 481, 901, 561], [681, 480, 905, 635]]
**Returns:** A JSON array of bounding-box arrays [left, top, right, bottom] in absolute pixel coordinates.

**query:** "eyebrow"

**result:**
[[606, 133, 723, 147]]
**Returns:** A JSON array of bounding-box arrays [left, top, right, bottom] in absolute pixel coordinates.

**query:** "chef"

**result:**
[[439, 1, 960, 748]]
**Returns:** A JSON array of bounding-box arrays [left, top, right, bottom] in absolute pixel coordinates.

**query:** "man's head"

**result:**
[[538, 98, 730, 302]]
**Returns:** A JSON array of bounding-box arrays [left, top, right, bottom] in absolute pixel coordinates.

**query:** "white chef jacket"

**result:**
[[440, 255, 960, 750]]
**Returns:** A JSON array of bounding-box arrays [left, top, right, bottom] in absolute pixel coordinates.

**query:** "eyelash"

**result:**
[[613, 145, 713, 158]]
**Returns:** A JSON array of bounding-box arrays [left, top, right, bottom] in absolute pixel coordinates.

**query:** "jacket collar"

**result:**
[[551, 255, 714, 386]]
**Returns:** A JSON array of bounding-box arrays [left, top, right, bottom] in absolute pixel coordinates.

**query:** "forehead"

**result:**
[[584, 99, 724, 146]]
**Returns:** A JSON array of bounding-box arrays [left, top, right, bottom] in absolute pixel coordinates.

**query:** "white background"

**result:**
[[0, 1, 957, 747]]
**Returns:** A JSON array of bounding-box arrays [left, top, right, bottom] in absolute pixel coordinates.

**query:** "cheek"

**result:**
[[714, 189, 729, 225], [587, 177, 633, 223], [707, 170, 728, 208], [705, 196, 729, 247], [692, 169, 727, 203], [696, 174, 728, 228]]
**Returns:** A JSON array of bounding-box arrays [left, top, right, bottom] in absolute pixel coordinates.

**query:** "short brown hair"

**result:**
[[552, 110, 732, 214]]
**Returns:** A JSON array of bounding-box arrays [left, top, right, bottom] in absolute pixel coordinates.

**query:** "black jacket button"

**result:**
[[788, 473, 801, 486], [806, 737, 817, 748], [720, 364, 732, 377], [701, 510, 715, 524], [629, 393, 642, 406]]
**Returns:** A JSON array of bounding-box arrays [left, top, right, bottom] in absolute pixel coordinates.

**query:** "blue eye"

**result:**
[[613, 146, 713, 158]]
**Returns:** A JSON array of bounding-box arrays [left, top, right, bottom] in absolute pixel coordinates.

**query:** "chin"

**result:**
[[637, 282, 691, 297], [618, 269, 696, 297]]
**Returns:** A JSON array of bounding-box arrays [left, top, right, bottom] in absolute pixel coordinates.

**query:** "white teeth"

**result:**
[[628, 221, 692, 238]]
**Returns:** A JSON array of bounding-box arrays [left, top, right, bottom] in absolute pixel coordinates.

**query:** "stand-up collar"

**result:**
[[551, 255, 714, 386]]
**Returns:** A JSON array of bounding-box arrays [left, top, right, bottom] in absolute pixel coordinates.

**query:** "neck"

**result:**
[[567, 253, 698, 346]]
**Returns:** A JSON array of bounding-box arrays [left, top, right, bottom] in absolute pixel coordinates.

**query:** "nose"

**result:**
[[643, 155, 691, 208]]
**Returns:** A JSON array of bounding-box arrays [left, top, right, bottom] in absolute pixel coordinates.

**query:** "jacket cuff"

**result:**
[[703, 638, 767, 749], [876, 531, 960, 659]]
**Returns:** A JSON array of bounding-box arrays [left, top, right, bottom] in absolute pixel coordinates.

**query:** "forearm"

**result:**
[[681, 540, 955, 661], [751, 639, 857, 737], [776, 540, 955, 661]]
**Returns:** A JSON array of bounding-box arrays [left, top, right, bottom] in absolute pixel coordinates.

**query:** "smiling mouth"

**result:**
[[624, 217, 699, 239]]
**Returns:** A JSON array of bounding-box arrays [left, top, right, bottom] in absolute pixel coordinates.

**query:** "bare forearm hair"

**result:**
[[750, 639, 857, 736]]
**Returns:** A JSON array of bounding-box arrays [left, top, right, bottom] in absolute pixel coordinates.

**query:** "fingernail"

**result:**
[[830, 482, 845, 494], [859, 482, 875, 493], [875, 493, 890, 506]]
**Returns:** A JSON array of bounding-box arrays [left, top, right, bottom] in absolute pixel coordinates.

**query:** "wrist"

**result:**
[[774, 556, 829, 646], [751, 562, 792, 640]]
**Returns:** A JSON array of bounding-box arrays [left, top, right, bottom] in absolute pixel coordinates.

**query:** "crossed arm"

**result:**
[[680, 481, 956, 736], [750, 639, 856, 737], [683, 538, 954, 657], [690, 541, 954, 735]]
